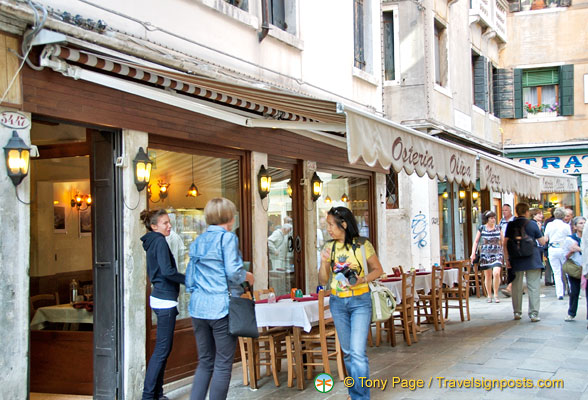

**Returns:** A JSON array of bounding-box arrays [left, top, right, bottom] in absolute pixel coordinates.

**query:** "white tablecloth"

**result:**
[[255, 297, 330, 332], [30, 304, 93, 330], [380, 269, 459, 304]]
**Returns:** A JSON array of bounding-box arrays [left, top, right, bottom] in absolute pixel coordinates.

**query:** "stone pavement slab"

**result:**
[[166, 284, 588, 399]]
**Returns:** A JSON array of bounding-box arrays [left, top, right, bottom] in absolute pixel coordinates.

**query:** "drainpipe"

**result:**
[[258, 0, 270, 42]]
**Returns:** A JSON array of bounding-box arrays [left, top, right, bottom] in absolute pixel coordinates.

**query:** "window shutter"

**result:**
[[560, 0, 572, 6], [383, 12, 395, 81], [354, 0, 365, 69], [473, 55, 488, 111], [507, 0, 521, 11], [522, 68, 559, 87], [514, 68, 523, 119], [559, 64, 574, 116], [493, 68, 515, 118]]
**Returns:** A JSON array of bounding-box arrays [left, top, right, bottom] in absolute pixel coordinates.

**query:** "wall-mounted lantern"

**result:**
[[133, 147, 152, 192], [258, 165, 271, 199], [4, 130, 30, 187], [310, 172, 323, 202]]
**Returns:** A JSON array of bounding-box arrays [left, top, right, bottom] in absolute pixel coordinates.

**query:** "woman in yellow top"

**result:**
[[319, 207, 383, 400]]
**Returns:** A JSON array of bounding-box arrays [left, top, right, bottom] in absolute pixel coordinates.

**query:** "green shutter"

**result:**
[[354, 0, 365, 69], [383, 12, 395, 81], [559, 64, 574, 116], [472, 55, 488, 111], [493, 68, 515, 118], [522, 68, 559, 87], [514, 68, 523, 119]]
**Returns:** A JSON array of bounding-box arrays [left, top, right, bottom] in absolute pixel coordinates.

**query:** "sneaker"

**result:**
[[558, 296, 564, 300], [530, 315, 541, 322], [513, 313, 522, 320], [501, 289, 511, 298], [565, 315, 575, 322]]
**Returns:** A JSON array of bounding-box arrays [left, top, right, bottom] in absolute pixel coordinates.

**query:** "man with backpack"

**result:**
[[503, 203, 548, 322]]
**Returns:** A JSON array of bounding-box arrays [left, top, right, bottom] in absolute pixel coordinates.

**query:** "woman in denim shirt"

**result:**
[[185, 198, 254, 400], [318, 207, 384, 400]]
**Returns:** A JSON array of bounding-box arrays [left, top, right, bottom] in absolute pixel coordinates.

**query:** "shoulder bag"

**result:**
[[562, 234, 582, 280], [220, 232, 259, 338], [358, 242, 396, 322]]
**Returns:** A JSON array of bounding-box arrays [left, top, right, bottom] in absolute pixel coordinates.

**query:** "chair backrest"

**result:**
[[456, 261, 471, 294], [431, 265, 444, 296], [401, 270, 416, 305], [254, 287, 276, 301], [318, 290, 332, 336], [30, 293, 59, 314]]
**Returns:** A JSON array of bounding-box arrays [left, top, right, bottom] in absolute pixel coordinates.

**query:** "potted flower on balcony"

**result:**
[[524, 102, 544, 115], [525, 102, 558, 118]]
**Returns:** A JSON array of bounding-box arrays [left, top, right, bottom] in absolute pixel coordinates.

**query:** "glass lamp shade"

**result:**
[[158, 182, 169, 199], [325, 195, 332, 204], [287, 180, 293, 198], [133, 147, 153, 192], [341, 193, 349, 202], [472, 191, 479, 200], [186, 183, 199, 197], [258, 165, 271, 199], [310, 172, 323, 202], [4, 130, 31, 186]]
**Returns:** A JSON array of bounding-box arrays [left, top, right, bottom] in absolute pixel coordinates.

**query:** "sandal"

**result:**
[[494, 297, 500, 303], [487, 297, 492, 303]]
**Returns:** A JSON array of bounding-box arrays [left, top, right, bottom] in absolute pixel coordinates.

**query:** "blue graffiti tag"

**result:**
[[411, 213, 428, 248]]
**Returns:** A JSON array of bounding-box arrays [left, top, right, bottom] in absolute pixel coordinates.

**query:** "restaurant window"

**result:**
[[438, 181, 454, 261], [317, 172, 372, 255], [147, 149, 241, 321], [386, 171, 399, 209]]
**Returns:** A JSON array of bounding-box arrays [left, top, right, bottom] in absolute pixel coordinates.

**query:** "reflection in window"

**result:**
[[266, 167, 294, 296], [317, 172, 371, 264], [386, 171, 399, 209], [148, 149, 240, 321]]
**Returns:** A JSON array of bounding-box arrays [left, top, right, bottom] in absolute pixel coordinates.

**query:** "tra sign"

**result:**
[[515, 155, 588, 175]]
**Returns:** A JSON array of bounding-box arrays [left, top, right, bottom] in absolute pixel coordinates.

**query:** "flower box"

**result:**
[[526, 111, 558, 119]]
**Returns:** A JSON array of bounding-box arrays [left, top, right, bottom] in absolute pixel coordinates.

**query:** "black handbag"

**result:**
[[228, 295, 259, 338], [220, 232, 259, 338]]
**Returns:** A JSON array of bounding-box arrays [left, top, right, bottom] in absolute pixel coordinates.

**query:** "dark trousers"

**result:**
[[567, 276, 588, 318], [190, 316, 237, 400], [142, 307, 178, 400]]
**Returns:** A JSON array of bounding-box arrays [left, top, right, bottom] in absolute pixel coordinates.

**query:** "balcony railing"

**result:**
[[470, 0, 509, 43]]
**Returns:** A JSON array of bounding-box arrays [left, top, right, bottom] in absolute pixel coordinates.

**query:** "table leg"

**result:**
[[293, 327, 305, 390], [246, 338, 258, 389]]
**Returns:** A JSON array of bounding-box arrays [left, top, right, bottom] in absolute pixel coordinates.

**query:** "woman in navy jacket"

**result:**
[[140, 209, 186, 400]]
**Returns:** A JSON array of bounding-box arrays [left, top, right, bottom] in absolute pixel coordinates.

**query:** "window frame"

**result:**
[[382, 6, 400, 84], [433, 18, 449, 88]]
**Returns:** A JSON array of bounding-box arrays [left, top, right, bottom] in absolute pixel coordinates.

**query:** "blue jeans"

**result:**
[[143, 307, 178, 400], [567, 276, 588, 318], [330, 292, 372, 400], [190, 316, 237, 400]]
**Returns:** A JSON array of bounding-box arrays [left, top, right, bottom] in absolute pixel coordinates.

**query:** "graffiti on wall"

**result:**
[[411, 212, 428, 249]]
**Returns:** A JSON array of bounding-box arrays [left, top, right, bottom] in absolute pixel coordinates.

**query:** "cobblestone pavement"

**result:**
[[167, 284, 588, 400]]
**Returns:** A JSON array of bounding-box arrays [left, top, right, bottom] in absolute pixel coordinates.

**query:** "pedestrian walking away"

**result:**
[[503, 203, 547, 322]]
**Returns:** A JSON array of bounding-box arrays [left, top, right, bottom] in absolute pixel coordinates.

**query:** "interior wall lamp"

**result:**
[[71, 192, 92, 210], [4, 130, 30, 187], [459, 190, 466, 199], [472, 191, 480, 200], [310, 172, 323, 202], [133, 147, 153, 192], [258, 164, 271, 199], [158, 180, 170, 200]]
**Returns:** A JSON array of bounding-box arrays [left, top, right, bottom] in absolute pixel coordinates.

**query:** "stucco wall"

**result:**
[[0, 108, 31, 400]]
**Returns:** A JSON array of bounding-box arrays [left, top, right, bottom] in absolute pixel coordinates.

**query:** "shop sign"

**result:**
[[0, 111, 30, 129], [516, 155, 588, 175], [540, 176, 577, 193]]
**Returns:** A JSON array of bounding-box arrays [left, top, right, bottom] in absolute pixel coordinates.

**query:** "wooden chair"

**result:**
[[375, 269, 418, 346], [285, 290, 345, 389], [238, 289, 288, 388], [468, 262, 485, 298], [416, 265, 445, 331], [443, 261, 471, 322], [30, 293, 59, 314]]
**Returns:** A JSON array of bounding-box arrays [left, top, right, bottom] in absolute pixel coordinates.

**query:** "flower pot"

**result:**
[[527, 111, 557, 119]]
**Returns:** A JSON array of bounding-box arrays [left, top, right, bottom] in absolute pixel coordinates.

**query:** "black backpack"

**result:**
[[507, 220, 535, 258]]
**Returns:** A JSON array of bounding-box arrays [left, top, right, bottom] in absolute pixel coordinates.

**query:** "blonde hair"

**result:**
[[204, 197, 237, 225]]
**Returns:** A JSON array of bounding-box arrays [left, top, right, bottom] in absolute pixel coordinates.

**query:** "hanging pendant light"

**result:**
[[341, 193, 349, 202], [186, 155, 200, 197]]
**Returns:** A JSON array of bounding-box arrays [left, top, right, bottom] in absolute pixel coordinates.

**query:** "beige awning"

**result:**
[[341, 105, 477, 185], [509, 163, 579, 193], [479, 154, 541, 198]]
